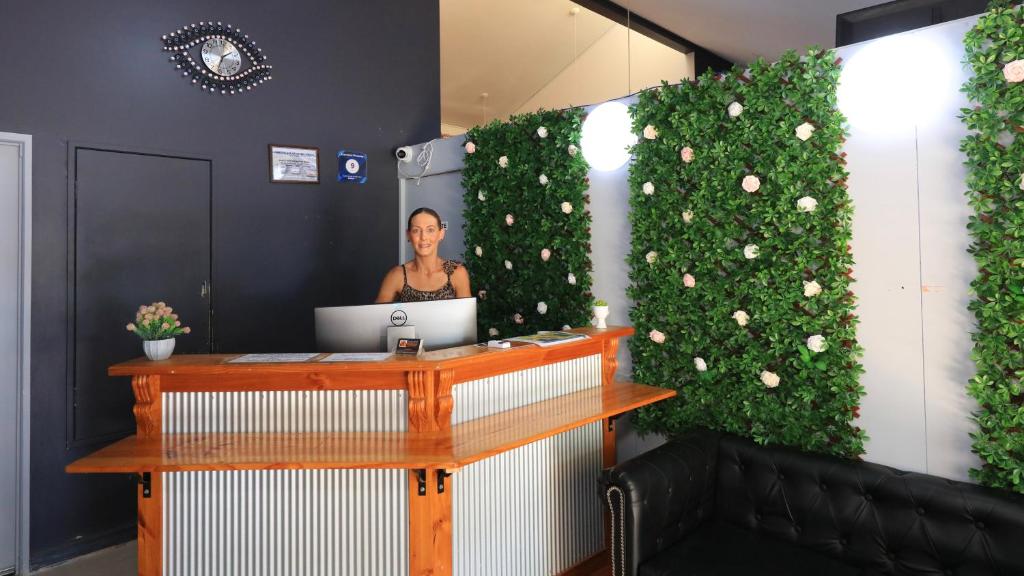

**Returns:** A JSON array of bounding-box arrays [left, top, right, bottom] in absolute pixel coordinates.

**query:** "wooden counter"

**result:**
[[68, 327, 673, 576]]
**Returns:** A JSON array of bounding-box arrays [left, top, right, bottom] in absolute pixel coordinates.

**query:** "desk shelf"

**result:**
[[67, 382, 674, 474]]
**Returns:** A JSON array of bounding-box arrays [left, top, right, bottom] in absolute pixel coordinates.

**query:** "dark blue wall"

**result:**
[[0, 0, 439, 566]]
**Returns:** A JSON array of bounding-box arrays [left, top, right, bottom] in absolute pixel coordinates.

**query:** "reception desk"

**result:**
[[68, 327, 673, 576]]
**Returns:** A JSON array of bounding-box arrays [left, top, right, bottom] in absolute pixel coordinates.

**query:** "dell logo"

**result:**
[[390, 310, 408, 326]]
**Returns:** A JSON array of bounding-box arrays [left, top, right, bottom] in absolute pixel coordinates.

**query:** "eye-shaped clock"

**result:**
[[160, 21, 274, 95]]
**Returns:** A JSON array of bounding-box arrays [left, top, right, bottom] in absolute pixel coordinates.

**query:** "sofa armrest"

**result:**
[[599, 429, 719, 576]]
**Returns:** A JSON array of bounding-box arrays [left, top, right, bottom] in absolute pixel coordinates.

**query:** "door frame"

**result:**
[[65, 142, 214, 449], [1, 131, 32, 575]]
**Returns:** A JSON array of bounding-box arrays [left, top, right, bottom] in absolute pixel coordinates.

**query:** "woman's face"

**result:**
[[407, 213, 444, 257]]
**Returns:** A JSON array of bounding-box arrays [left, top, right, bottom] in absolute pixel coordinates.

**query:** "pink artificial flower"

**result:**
[[680, 147, 694, 163], [541, 248, 551, 261], [183, 327, 191, 334], [649, 329, 666, 344], [742, 175, 761, 193], [683, 273, 696, 288], [1003, 59, 1024, 83]]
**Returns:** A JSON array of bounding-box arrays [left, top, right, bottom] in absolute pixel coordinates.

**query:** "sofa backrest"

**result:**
[[715, 434, 1024, 575]]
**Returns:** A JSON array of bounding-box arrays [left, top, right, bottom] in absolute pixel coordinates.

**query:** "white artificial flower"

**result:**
[[642, 181, 655, 195], [540, 248, 551, 261], [727, 101, 744, 118], [694, 357, 708, 372], [1019, 174, 1024, 191], [567, 144, 579, 157], [474, 245, 483, 257], [488, 327, 499, 337], [562, 324, 572, 331], [797, 196, 818, 213], [803, 280, 822, 298], [504, 260, 513, 270], [683, 273, 696, 288], [464, 141, 476, 154], [567, 273, 577, 285], [1003, 59, 1024, 83], [643, 124, 658, 139], [505, 213, 515, 226], [537, 301, 548, 315], [743, 244, 760, 260], [682, 210, 694, 224], [742, 175, 761, 193], [649, 330, 666, 344], [478, 190, 486, 202], [513, 313, 524, 324], [760, 370, 781, 388], [539, 174, 549, 186], [498, 155, 509, 168], [807, 335, 827, 353], [680, 147, 695, 163], [561, 202, 573, 214], [645, 251, 658, 265], [537, 126, 549, 138], [732, 310, 750, 326], [795, 122, 815, 141]]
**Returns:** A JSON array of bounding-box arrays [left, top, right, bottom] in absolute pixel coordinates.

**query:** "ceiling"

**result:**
[[440, 0, 887, 131], [622, 0, 883, 64], [441, 0, 616, 130]]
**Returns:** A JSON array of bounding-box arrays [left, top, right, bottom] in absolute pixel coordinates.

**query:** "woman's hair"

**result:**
[[407, 207, 442, 231]]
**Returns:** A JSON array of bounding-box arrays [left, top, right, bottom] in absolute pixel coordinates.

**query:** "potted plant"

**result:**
[[592, 298, 610, 329], [127, 301, 191, 361]]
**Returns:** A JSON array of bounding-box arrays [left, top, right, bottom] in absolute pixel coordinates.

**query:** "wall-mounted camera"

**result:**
[[395, 146, 414, 163]]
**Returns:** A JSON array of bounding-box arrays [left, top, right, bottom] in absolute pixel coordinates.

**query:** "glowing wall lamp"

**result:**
[[837, 33, 953, 134], [581, 101, 637, 171]]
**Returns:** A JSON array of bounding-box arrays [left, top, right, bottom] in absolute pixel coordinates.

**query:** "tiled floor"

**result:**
[[33, 541, 136, 576]]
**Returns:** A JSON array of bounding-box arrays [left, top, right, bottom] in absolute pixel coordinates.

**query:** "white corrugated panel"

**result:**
[[162, 390, 408, 576], [452, 355, 605, 575]]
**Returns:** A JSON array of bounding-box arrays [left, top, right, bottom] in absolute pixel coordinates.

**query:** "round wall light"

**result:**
[[581, 101, 637, 171]]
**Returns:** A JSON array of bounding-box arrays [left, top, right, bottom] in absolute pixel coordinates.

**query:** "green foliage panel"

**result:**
[[961, 0, 1024, 493], [628, 49, 866, 458], [461, 109, 593, 339]]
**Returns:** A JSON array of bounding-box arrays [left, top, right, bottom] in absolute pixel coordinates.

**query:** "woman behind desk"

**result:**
[[377, 207, 471, 303]]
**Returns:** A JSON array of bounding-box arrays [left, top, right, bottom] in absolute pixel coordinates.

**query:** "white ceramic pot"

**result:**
[[592, 305, 610, 329], [143, 338, 176, 361]]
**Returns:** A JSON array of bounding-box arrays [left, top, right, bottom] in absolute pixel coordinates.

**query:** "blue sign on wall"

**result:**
[[337, 150, 367, 184]]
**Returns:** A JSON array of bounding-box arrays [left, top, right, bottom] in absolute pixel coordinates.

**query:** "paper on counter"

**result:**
[[228, 353, 320, 363], [319, 352, 394, 362]]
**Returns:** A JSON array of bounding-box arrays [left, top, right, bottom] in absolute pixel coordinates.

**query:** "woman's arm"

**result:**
[[451, 265, 472, 298], [375, 266, 403, 303]]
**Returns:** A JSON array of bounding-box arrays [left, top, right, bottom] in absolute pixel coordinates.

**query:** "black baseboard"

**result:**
[[30, 523, 136, 572]]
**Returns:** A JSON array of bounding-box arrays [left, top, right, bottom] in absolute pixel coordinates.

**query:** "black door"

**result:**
[[71, 147, 211, 445]]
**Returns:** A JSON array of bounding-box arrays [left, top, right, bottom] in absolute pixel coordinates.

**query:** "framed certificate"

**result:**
[[269, 145, 320, 184]]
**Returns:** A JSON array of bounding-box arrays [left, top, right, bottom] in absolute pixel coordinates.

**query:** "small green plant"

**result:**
[[127, 301, 191, 341], [594, 299, 608, 307]]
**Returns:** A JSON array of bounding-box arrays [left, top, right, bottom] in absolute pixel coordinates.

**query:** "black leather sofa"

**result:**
[[600, 430, 1024, 576]]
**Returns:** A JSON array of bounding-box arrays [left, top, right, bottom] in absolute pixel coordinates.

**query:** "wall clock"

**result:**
[[160, 21, 274, 95]]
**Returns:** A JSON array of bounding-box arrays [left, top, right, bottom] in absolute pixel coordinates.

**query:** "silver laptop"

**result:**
[[315, 298, 478, 353]]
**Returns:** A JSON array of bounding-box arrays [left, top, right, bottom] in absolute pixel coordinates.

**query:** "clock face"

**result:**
[[201, 38, 242, 76]]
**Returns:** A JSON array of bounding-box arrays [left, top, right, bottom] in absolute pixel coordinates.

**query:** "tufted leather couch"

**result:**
[[599, 429, 1024, 576]]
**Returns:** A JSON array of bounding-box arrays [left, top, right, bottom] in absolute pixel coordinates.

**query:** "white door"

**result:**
[[0, 139, 22, 574]]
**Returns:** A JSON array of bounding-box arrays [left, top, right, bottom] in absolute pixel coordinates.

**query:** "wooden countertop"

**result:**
[[66, 381, 672, 473], [109, 326, 633, 388]]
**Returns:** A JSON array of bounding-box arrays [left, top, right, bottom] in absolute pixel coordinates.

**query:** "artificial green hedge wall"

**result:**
[[628, 49, 866, 457], [461, 109, 593, 339], [961, 0, 1024, 493]]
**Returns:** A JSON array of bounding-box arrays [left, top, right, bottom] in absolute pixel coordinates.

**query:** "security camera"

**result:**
[[395, 146, 414, 162]]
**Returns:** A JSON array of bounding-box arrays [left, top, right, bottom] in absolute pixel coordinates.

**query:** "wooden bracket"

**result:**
[[138, 472, 152, 498]]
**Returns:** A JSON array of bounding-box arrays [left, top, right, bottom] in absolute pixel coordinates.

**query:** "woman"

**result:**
[[376, 207, 471, 303]]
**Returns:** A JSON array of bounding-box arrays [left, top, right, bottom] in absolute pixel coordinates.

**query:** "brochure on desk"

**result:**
[[504, 331, 589, 347]]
